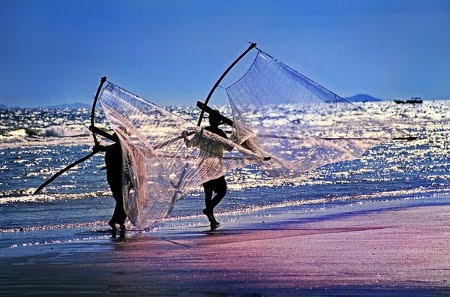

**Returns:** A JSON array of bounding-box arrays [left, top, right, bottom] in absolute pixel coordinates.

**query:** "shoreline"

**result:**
[[1, 201, 449, 296]]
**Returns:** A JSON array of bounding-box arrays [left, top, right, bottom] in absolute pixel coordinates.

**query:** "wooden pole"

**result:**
[[197, 43, 256, 126]]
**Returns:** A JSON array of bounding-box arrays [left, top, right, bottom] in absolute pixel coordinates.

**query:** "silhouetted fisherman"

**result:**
[[201, 112, 230, 227], [184, 110, 234, 227], [94, 139, 127, 231]]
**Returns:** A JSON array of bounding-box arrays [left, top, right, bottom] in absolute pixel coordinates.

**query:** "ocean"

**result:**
[[1, 101, 450, 250]]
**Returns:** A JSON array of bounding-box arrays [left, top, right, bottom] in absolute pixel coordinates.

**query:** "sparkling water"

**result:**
[[1, 101, 450, 249]]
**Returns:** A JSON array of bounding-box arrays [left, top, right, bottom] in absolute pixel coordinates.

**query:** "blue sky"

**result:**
[[0, 0, 449, 107]]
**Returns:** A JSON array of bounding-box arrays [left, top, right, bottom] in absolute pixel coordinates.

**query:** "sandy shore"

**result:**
[[1, 202, 449, 296]]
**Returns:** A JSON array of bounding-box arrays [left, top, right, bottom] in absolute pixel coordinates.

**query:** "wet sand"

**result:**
[[1, 203, 449, 296]]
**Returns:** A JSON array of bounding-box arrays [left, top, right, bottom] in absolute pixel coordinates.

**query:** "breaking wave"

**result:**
[[0, 190, 112, 204], [0, 220, 108, 233], [41, 126, 89, 138], [167, 187, 450, 223]]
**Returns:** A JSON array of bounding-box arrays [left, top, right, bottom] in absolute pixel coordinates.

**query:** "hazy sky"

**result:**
[[1, 0, 449, 107]]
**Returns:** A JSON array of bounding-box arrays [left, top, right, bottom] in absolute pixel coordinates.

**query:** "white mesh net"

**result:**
[[226, 51, 406, 173], [97, 49, 409, 229], [98, 83, 265, 229]]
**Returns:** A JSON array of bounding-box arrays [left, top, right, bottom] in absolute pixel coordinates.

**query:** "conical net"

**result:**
[[226, 51, 406, 173], [98, 83, 265, 229], [97, 50, 408, 229]]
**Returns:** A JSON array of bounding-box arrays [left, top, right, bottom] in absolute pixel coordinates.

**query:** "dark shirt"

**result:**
[[105, 142, 122, 186]]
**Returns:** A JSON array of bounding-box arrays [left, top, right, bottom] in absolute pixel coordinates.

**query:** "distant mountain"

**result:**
[[45, 102, 90, 109], [0, 104, 7, 109], [345, 94, 382, 102]]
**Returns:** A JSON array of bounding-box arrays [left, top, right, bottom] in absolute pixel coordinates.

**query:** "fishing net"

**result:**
[[97, 49, 408, 229], [98, 83, 266, 229], [225, 50, 406, 173]]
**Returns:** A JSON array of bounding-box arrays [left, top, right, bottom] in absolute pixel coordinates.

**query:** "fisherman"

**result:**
[[94, 138, 127, 231], [183, 110, 232, 227]]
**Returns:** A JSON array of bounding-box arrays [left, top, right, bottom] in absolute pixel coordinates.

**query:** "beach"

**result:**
[[1, 199, 449, 296], [2, 102, 450, 296]]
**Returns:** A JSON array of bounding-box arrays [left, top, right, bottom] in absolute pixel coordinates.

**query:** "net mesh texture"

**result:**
[[98, 49, 407, 229], [226, 51, 404, 173], [99, 83, 265, 229]]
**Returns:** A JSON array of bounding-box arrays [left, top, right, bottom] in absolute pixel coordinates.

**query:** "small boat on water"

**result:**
[[394, 97, 423, 104]]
